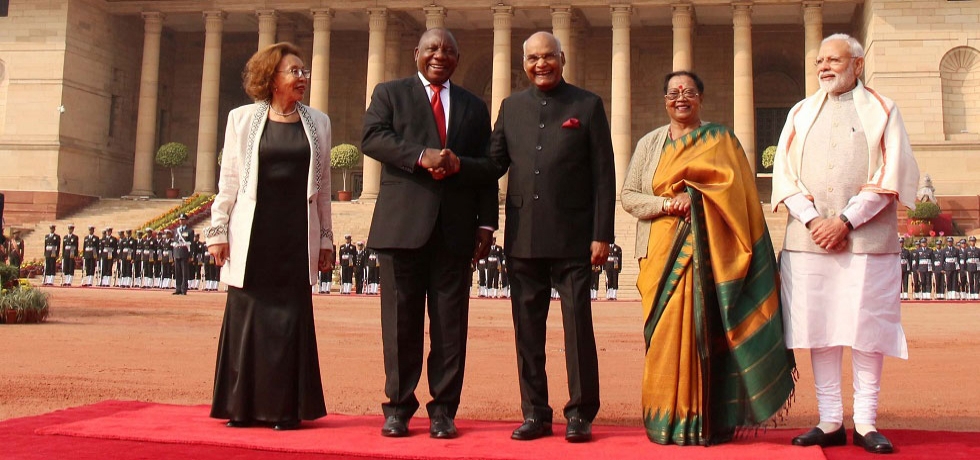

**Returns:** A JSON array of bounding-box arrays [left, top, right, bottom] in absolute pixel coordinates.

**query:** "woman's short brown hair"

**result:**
[[242, 42, 302, 102]]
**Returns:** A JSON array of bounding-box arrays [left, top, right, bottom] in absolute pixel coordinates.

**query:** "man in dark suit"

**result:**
[[480, 31, 616, 443], [362, 27, 497, 440]]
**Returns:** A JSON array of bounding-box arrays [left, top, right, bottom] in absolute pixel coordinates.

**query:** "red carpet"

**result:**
[[2, 401, 978, 459]]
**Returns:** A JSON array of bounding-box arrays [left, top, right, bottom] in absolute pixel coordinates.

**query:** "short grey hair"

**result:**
[[822, 33, 865, 58], [522, 32, 562, 57]]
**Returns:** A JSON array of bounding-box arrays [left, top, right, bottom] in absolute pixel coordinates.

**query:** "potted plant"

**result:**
[[156, 142, 190, 199], [330, 143, 362, 201], [907, 201, 941, 236]]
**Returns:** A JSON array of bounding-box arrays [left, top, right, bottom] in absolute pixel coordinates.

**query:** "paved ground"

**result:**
[[2, 287, 978, 432]]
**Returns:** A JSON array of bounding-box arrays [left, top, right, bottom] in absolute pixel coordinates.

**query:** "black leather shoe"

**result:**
[[273, 420, 300, 431], [429, 414, 458, 439], [853, 430, 894, 454], [565, 417, 592, 443], [792, 426, 847, 447], [381, 415, 409, 437], [225, 420, 252, 428], [511, 418, 552, 441]]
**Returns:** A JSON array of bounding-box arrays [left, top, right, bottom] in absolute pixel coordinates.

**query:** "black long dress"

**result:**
[[210, 119, 327, 424]]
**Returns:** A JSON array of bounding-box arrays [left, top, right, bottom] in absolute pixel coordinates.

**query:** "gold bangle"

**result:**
[[663, 198, 672, 213]]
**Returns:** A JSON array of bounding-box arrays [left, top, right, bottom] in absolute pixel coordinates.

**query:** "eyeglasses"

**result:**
[[665, 89, 699, 101], [524, 53, 560, 65], [814, 56, 853, 67], [279, 68, 312, 79]]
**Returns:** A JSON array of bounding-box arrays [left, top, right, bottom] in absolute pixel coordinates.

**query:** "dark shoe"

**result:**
[[511, 418, 552, 441], [226, 420, 252, 428], [792, 426, 847, 447], [429, 414, 458, 439], [273, 420, 301, 431], [381, 415, 409, 437], [564, 417, 592, 443], [853, 430, 894, 454]]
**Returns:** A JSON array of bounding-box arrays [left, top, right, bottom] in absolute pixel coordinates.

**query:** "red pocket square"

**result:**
[[561, 118, 581, 129]]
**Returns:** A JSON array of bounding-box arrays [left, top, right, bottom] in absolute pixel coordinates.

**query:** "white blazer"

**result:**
[[205, 101, 334, 288]]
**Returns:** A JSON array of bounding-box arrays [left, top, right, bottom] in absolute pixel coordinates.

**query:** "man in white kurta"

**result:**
[[772, 34, 919, 455]]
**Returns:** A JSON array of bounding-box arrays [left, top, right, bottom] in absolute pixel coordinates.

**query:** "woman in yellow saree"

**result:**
[[622, 71, 795, 446]]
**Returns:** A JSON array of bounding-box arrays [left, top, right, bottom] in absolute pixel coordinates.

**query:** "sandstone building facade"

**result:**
[[0, 0, 977, 225]]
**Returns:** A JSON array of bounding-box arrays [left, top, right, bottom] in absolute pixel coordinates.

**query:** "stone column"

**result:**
[[671, 3, 693, 71], [492, 5, 514, 197], [551, 6, 576, 85], [385, 19, 403, 83], [310, 9, 333, 113], [611, 4, 633, 197], [256, 9, 277, 50], [359, 8, 388, 201], [803, 1, 823, 96], [129, 12, 164, 198], [194, 11, 225, 195], [732, 2, 756, 173], [424, 5, 446, 30]]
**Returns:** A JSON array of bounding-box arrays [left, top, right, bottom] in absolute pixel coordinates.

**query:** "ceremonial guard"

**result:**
[[604, 242, 622, 300], [61, 224, 79, 286], [365, 247, 380, 295], [486, 250, 500, 298], [354, 241, 367, 294], [82, 226, 99, 286], [954, 239, 967, 298], [161, 229, 175, 289], [338, 235, 356, 294], [912, 238, 932, 300], [476, 257, 488, 297], [932, 238, 945, 299], [5, 231, 25, 269], [191, 234, 205, 290], [899, 237, 912, 300], [589, 263, 602, 300], [99, 227, 116, 286], [119, 229, 135, 288], [154, 231, 166, 288], [43, 225, 60, 285], [318, 244, 336, 294], [940, 236, 959, 299], [967, 236, 979, 300], [173, 214, 194, 295], [203, 237, 219, 291], [500, 256, 511, 298], [141, 229, 157, 288], [133, 230, 145, 287]]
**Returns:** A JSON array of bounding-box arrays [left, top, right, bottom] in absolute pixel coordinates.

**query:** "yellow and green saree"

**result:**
[[638, 123, 795, 446]]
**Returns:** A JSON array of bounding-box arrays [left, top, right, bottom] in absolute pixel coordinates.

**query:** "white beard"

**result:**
[[818, 61, 858, 95]]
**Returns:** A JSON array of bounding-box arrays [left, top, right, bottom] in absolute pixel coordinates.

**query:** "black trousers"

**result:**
[[174, 257, 189, 293], [901, 270, 910, 294], [970, 270, 979, 294], [605, 270, 619, 290], [378, 236, 471, 420], [935, 270, 945, 293], [915, 271, 930, 294], [44, 256, 57, 276], [508, 255, 600, 423], [84, 257, 96, 276], [63, 257, 76, 276]]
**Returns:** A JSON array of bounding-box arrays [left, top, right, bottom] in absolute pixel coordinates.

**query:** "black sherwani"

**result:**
[[362, 74, 497, 420], [486, 80, 616, 423]]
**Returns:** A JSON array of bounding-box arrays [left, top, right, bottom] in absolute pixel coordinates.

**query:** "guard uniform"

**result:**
[[99, 228, 117, 287], [141, 230, 157, 288], [354, 242, 366, 294], [365, 248, 380, 295], [912, 238, 932, 300], [940, 237, 959, 299], [899, 237, 911, 300], [119, 230, 135, 287], [191, 235, 205, 290], [500, 256, 510, 298], [133, 231, 145, 287], [932, 239, 945, 299], [486, 252, 500, 298], [590, 264, 602, 300], [82, 227, 100, 286], [604, 243, 622, 300], [966, 236, 980, 300], [160, 230, 174, 289], [338, 237, 356, 294], [477, 257, 488, 297], [203, 238, 219, 291], [173, 217, 194, 295], [957, 239, 969, 300], [61, 226, 79, 286], [43, 226, 60, 285]]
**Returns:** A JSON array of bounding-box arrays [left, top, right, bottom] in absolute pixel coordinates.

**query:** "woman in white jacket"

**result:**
[[206, 42, 334, 431]]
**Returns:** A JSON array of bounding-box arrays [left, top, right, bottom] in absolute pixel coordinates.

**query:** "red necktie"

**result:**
[[430, 84, 447, 148]]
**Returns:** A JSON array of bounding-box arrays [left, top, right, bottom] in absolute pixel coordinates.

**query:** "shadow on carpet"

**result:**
[[6, 401, 980, 460]]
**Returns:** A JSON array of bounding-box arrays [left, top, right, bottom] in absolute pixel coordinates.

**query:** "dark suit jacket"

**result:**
[[362, 75, 497, 257], [486, 80, 616, 259]]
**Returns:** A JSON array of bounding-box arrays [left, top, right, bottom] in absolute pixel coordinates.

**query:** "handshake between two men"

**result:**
[[420, 148, 461, 180]]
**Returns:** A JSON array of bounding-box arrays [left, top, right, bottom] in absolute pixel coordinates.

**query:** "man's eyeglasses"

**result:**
[[665, 89, 699, 101], [814, 56, 853, 67], [524, 53, 560, 65], [279, 68, 312, 79]]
